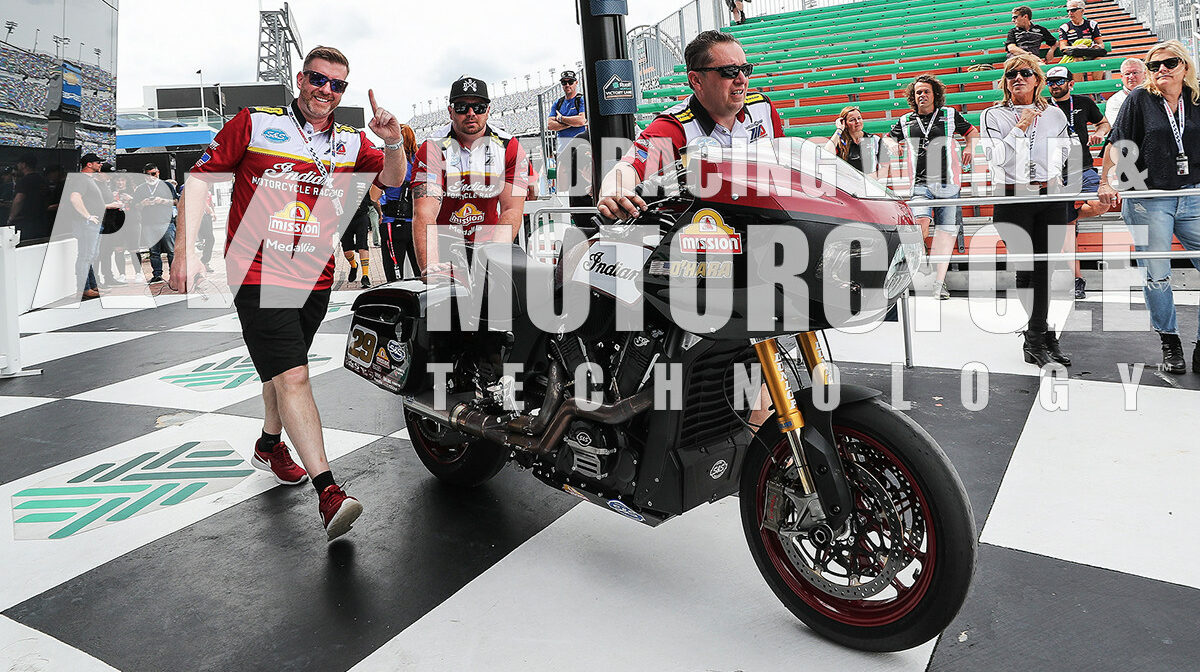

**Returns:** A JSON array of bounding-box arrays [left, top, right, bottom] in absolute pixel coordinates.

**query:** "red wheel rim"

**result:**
[[756, 425, 937, 627]]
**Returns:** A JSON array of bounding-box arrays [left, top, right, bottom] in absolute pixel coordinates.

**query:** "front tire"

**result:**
[[404, 409, 510, 487], [740, 398, 976, 652]]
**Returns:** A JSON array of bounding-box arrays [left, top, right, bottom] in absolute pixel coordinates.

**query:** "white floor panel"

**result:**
[[352, 498, 936, 672], [170, 291, 359, 333], [0, 396, 55, 419], [68, 333, 347, 412], [18, 331, 156, 367], [982, 379, 1200, 590], [18, 295, 185, 335], [0, 412, 379, 610], [825, 294, 1077, 376], [0, 615, 118, 672]]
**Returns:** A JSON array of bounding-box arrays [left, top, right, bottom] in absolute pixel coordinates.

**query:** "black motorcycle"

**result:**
[[344, 156, 976, 652]]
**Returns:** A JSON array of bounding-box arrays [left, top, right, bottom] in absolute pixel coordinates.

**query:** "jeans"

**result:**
[[149, 220, 176, 278], [909, 183, 963, 234], [1122, 192, 1200, 339], [74, 220, 101, 293]]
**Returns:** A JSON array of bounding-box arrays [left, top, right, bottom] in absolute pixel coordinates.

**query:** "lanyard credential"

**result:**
[[1014, 107, 1040, 181], [914, 109, 939, 149], [1163, 97, 1189, 176], [285, 106, 345, 215]]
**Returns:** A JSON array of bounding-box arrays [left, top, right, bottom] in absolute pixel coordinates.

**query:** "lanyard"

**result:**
[[1163, 97, 1186, 155], [913, 109, 939, 143], [285, 106, 335, 186], [1016, 107, 1040, 179]]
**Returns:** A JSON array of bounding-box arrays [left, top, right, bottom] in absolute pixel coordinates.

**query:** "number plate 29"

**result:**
[[346, 325, 378, 369]]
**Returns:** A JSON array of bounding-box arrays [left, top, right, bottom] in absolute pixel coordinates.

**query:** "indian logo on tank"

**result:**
[[678, 209, 742, 255], [449, 203, 486, 227], [267, 201, 321, 238]]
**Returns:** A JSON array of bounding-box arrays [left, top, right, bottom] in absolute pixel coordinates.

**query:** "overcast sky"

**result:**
[[117, 0, 698, 138]]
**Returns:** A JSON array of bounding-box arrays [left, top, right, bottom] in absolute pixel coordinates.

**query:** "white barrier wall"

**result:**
[[18, 239, 77, 314]]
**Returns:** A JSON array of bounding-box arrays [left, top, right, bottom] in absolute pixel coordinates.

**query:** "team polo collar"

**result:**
[[687, 95, 751, 135], [290, 99, 337, 135]]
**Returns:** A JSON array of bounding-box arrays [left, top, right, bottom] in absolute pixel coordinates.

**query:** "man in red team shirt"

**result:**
[[171, 46, 407, 541], [411, 76, 528, 276], [597, 30, 783, 220]]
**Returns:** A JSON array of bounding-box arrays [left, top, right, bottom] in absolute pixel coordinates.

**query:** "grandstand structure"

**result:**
[[0, 40, 115, 161], [637, 0, 1164, 254], [407, 82, 562, 143]]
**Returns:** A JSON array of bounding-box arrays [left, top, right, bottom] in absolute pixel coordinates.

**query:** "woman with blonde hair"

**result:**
[[980, 53, 1073, 366], [1100, 40, 1200, 373], [824, 105, 890, 175]]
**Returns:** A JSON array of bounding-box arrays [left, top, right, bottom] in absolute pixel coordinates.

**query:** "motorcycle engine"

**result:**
[[556, 421, 636, 488]]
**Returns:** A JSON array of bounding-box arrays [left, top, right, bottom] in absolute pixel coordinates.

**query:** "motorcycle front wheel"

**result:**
[[740, 398, 976, 652], [404, 409, 510, 487]]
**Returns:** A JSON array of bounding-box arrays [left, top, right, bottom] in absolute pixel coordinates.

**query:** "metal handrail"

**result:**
[[907, 186, 1200, 208]]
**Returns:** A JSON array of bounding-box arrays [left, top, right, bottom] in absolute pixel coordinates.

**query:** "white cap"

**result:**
[[1046, 66, 1072, 80]]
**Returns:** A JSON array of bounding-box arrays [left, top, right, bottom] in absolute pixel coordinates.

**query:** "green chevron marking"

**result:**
[[16, 513, 76, 524], [15, 498, 102, 509], [11, 441, 253, 540], [159, 354, 330, 391]]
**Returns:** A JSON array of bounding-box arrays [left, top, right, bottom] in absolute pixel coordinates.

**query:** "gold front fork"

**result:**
[[754, 332, 826, 496]]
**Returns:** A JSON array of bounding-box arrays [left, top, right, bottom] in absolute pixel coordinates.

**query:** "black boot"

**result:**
[[1044, 330, 1071, 366], [1022, 331, 1054, 367], [1160, 333, 1186, 374]]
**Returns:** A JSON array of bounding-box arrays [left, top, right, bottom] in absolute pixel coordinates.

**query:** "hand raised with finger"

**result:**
[[368, 88, 402, 144]]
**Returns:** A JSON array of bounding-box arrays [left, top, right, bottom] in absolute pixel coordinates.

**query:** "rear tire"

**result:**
[[740, 398, 976, 652], [404, 409, 510, 487]]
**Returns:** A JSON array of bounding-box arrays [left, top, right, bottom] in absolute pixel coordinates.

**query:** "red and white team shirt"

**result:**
[[622, 92, 785, 180], [190, 101, 384, 290], [412, 124, 528, 244]]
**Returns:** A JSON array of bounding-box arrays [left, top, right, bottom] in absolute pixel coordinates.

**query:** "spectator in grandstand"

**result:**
[[980, 55, 1073, 368], [597, 30, 783, 220], [1057, 0, 1105, 78], [412, 75, 528, 276], [1047, 65, 1110, 299], [65, 153, 110, 299], [547, 71, 587, 156], [1006, 6, 1058, 64], [374, 123, 419, 282], [341, 192, 373, 288], [132, 163, 177, 283], [725, 0, 751, 25], [1099, 40, 1200, 374], [885, 74, 979, 300], [1104, 58, 1148, 125], [825, 106, 891, 176], [6, 154, 48, 240]]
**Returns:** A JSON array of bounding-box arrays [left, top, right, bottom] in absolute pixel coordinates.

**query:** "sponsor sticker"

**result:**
[[607, 499, 646, 522], [648, 259, 733, 279], [709, 459, 729, 480], [602, 74, 634, 101], [262, 128, 290, 144], [678, 209, 742, 255], [449, 203, 486, 228], [386, 340, 407, 364], [267, 201, 321, 238], [374, 348, 390, 369]]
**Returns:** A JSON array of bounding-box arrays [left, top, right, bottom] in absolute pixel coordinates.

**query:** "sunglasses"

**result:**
[[452, 102, 488, 115], [693, 63, 754, 78], [1067, 7, 1083, 12], [303, 70, 348, 94], [1146, 57, 1183, 72], [1005, 68, 1037, 79], [1047, 78, 1069, 85]]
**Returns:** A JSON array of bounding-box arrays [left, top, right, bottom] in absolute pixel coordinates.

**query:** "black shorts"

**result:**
[[341, 212, 370, 251], [234, 285, 331, 381]]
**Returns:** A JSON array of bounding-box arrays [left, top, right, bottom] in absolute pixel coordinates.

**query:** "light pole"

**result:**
[[93, 47, 101, 67], [78, 41, 84, 63], [196, 68, 207, 126], [32, 29, 39, 53], [4, 21, 16, 43]]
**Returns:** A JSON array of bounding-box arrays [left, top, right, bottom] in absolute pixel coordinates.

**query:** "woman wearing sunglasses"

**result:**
[[980, 54, 1074, 367], [825, 106, 890, 177], [1100, 41, 1200, 374]]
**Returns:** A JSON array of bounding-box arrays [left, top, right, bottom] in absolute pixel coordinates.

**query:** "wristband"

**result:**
[[384, 140, 403, 151]]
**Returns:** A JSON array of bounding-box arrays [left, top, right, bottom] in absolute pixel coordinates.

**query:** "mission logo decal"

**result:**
[[267, 201, 322, 238], [449, 203, 486, 228], [678, 209, 742, 255]]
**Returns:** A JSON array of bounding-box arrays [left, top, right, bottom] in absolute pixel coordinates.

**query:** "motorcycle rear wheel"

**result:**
[[404, 409, 510, 487], [740, 398, 976, 652]]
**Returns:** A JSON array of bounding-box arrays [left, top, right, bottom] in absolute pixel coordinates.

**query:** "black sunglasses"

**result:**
[[1146, 57, 1183, 72], [303, 70, 348, 94], [452, 102, 488, 115], [693, 63, 754, 79], [1005, 68, 1037, 79]]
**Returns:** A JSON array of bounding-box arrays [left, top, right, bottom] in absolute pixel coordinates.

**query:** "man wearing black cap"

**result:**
[[411, 75, 528, 276], [65, 153, 109, 298], [547, 70, 587, 155]]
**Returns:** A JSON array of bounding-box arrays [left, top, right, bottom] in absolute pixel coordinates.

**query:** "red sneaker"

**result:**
[[319, 485, 363, 541], [251, 439, 309, 486]]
